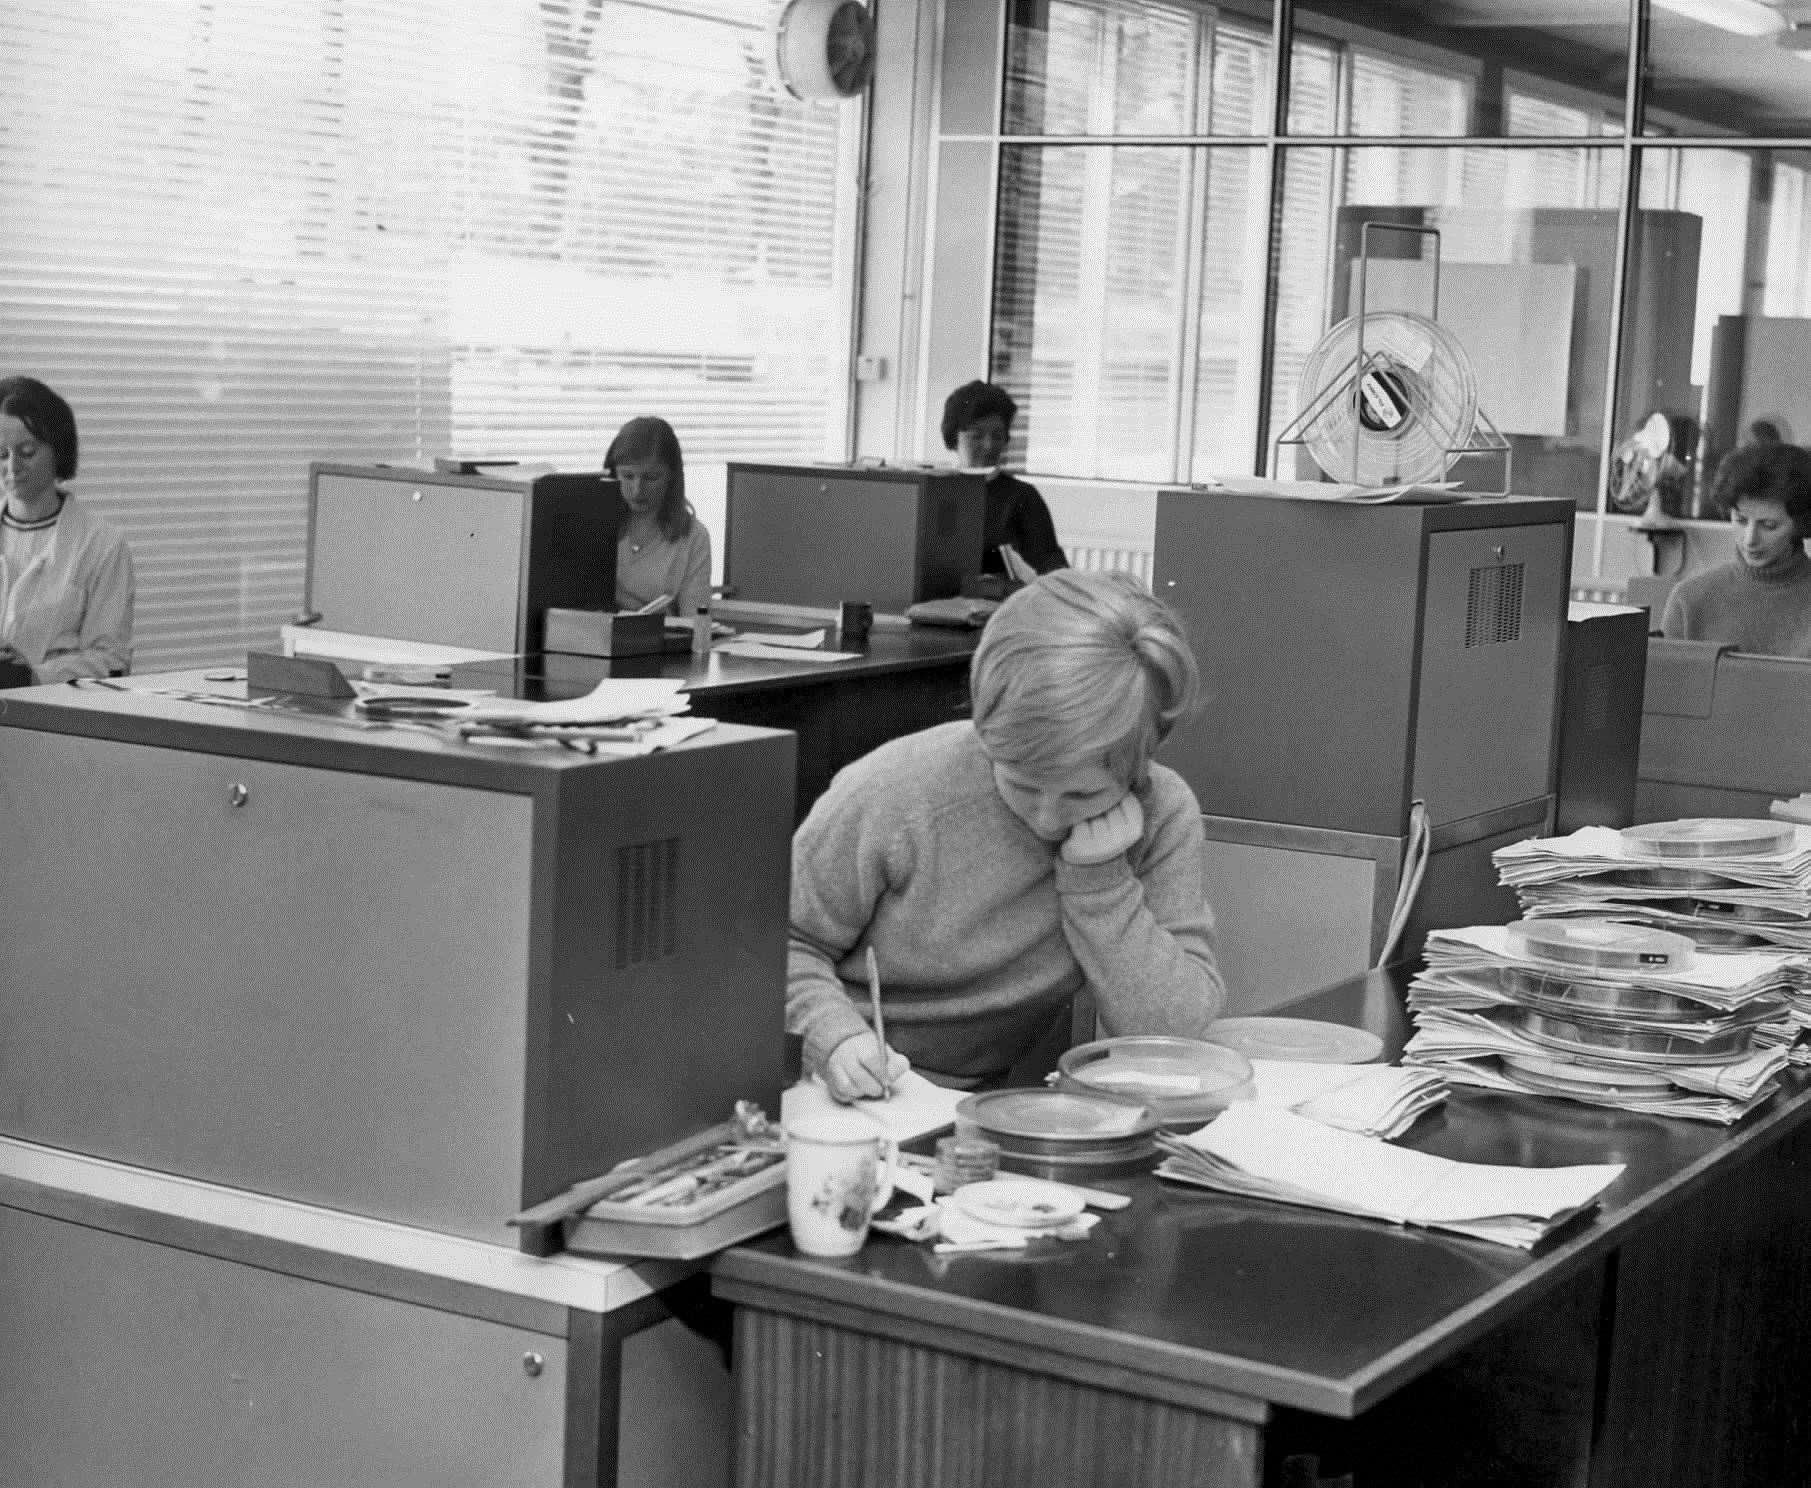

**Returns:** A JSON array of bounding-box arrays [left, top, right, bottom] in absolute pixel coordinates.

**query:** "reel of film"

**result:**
[[1503, 919, 1696, 977], [1620, 819, 1797, 861]]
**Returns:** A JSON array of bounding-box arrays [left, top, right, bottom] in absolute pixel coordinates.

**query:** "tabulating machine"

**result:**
[[1153, 490, 1575, 1010]]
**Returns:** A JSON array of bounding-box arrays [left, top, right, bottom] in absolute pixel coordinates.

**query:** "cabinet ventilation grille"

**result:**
[[1465, 563, 1524, 648], [616, 838, 680, 968]]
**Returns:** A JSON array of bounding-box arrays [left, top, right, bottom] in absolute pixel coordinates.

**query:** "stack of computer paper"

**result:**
[[1493, 819, 1811, 1058], [1404, 923, 1795, 1124], [1247, 1060, 1448, 1141], [1155, 1103, 1622, 1250]]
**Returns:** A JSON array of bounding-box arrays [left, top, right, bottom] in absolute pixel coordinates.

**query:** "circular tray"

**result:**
[[1501, 1050, 1675, 1093], [1203, 1017, 1383, 1065], [1621, 819, 1796, 861], [1056, 1036, 1254, 1127], [1501, 966, 1736, 1025], [1601, 865, 1741, 891], [956, 1088, 1160, 1181], [1504, 919, 1696, 976], [1508, 1006, 1755, 1066]]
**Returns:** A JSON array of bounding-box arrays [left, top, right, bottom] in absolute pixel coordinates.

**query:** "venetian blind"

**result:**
[[0, 0, 857, 670]]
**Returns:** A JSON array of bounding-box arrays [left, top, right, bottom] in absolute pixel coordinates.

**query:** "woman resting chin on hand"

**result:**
[[789, 569, 1228, 1103]]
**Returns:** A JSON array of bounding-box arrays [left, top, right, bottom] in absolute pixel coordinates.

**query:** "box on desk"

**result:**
[[543, 607, 667, 659]]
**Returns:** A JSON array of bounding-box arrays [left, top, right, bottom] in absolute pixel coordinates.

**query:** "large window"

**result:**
[[972, 0, 1811, 529], [0, 0, 859, 669]]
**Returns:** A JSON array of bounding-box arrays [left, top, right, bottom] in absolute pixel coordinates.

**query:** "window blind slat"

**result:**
[[1, 0, 857, 670]]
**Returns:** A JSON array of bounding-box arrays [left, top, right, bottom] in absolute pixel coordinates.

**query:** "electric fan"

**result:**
[[1293, 310, 1480, 487], [771, 0, 877, 102]]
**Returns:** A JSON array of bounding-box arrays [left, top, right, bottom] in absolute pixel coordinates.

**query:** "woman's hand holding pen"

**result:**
[[823, 1032, 910, 1104]]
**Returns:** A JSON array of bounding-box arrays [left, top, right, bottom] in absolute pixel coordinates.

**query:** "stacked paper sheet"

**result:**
[[1494, 824, 1811, 1058], [1155, 1103, 1622, 1250], [1247, 1060, 1448, 1141], [1405, 926, 1797, 1123]]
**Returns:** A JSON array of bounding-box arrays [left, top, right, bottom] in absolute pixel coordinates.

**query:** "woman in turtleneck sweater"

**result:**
[[940, 380, 1067, 579], [1663, 441, 1811, 658]]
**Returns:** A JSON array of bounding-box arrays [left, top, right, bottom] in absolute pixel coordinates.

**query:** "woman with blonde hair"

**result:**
[[788, 568, 1225, 1101]]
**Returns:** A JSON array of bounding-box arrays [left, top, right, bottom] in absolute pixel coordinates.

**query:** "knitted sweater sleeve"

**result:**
[[1052, 772, 1226, 1036], [786, 773, 899, 1074]]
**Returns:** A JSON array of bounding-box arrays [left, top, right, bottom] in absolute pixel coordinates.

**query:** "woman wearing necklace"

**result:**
[[1662, 441, 1811, 659], [0, 376, 134, 686], [605, 415, 711, 618]]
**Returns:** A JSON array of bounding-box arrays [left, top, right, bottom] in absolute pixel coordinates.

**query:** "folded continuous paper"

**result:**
[[1248, 1060, 1448, 1140], [1158, 1103, 1622, 1249]]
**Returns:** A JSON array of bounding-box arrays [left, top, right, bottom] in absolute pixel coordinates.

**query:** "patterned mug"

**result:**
[[784, 1110, 897, 1257]]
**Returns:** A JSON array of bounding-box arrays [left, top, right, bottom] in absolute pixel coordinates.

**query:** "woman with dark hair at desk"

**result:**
[[0, 375, 134, 685], [605, 415, 712, 618], [1662, 441, 1811, 659], [941, 380, 1067, 580]]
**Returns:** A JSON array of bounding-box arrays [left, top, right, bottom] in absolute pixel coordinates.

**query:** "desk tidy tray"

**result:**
[[514, 1120, 787, 1261], [1056, 1036, 1254, 1128]]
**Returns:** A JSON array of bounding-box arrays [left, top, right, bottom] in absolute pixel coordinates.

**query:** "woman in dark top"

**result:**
[[940, 380, 1068, 578]]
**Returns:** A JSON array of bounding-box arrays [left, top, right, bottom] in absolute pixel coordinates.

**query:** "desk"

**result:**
[[715, 968, 1811, 1487], [456, 624, 979, 819], [0, 1137, 709, 1488]]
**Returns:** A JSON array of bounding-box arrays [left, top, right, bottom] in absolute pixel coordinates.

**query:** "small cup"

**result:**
[[932, 1134, 1000, 1195], [784, 1111, 896, 1257], [836, 600, 873, 650]]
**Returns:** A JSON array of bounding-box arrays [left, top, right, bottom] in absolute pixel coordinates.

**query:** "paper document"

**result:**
[[1200, 476, 1466, 505], [715, 641, 861, 664], [782, 1071, 965, 1144], [463, 677, 691, 726], [1157, 1103, 1622, 1249], [1248, 1060, 1447, 1140], [732, 629, 829, 649]]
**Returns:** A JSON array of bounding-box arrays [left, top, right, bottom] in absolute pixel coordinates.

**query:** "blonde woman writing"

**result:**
[[788, 569, 1226, 1101]]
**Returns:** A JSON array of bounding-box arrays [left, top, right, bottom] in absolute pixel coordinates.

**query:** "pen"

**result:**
[[866, 945, 891, 1102]]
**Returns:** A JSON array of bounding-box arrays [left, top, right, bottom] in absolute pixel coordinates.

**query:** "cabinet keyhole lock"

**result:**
[[522, 1352, 545, 1378], [228, 783, 250, 808]]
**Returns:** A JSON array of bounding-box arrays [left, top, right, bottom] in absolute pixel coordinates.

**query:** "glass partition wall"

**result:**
[[944, 0, 1811, 571]]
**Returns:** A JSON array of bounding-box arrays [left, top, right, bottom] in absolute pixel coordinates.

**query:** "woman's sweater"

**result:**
[[787, 721, 1226, 1085], [1661, 546, 1811, 658], [615, 519, 712, 617]]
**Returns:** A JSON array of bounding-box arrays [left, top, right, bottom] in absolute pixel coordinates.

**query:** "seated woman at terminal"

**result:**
[[942, 379, 1068, 580], [1662, 441, 1811, 659], [605, 414, 711, 617], [788, 568, 1226, 1102], [0, 375, 134, 685]]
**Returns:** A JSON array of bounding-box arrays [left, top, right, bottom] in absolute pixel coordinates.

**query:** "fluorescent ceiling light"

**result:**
[[1653, 0, 1785, 35]]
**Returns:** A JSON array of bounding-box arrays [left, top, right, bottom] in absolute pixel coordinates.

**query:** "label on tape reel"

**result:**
[[1620, 819, 1796, 861], [1504, 919, 1696, 974]]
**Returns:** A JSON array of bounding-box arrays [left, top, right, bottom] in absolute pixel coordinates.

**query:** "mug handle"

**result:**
[[868, 1134, 898, 1217]]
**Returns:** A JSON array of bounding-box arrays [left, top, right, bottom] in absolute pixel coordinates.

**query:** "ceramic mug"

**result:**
[[784, 1111, 897, 1257]]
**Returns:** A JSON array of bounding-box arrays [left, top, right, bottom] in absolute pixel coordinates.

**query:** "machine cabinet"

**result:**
[[0, 683, 796, 1248]]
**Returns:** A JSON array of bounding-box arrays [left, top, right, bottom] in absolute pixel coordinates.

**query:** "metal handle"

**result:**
[[227, 783, 249, 808]]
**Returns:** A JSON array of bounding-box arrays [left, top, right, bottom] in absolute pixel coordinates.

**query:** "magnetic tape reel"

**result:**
[[1294, 310, 1480, 487], [1620, 819, 1797, 861], [1503, 919, 1696, 976]]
